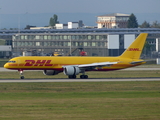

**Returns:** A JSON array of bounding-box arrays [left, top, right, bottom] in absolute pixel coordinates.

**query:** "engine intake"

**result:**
[[63, 66, 80, 76], [43, 70, 60, 75]]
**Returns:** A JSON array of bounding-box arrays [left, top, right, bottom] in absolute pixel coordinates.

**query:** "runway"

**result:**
[[0, 78, 160, 83], [1, 67, 160, 83]]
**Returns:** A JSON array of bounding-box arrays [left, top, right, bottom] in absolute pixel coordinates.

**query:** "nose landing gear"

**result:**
[[19, 70, 24, 79]]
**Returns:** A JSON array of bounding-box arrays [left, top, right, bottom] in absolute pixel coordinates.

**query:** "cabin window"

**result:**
[[8, 61, 16, 63]]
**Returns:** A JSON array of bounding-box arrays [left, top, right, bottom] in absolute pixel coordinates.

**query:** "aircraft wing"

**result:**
[[78, 62, 118, 69]]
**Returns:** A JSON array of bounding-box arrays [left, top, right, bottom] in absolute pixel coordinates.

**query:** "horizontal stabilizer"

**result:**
[[130, 61, 145, 65]]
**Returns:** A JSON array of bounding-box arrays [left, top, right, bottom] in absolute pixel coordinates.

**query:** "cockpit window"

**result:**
[[8, 61, 16, 63]]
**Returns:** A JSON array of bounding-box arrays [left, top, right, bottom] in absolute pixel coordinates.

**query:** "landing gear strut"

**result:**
[[19, 70, 24, 79]]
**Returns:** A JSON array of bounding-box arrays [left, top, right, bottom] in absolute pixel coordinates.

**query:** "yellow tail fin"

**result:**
[[120, 33, 148, 59]]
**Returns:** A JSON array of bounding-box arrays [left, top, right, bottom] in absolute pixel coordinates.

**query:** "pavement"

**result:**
[[1, 67, 160, 83]]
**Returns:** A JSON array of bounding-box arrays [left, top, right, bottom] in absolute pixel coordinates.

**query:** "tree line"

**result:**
[[1, 13, 160, 30], [127, 13, 160, 28], [49, 13, 160, 29]]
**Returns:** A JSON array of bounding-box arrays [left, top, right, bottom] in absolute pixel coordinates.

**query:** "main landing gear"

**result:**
[[80, 75, 88, 79], [68, 74, 88, 79], [68, 75, 76, 79], [80, 71, 88, 79], [19, 70, 25, 79]]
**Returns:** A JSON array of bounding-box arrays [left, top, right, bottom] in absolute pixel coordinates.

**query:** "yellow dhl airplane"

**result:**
[[4, 33, 148, 79]]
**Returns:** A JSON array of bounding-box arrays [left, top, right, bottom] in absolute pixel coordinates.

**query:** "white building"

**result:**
[[55, 24, 68, 29], [0, 45, 12, 58], [56, 20, 84, 29], [97, 13, 130, 29], [30, 26, 52, 30], [68, 22, 79, 29], [108, 34, 135, 56]]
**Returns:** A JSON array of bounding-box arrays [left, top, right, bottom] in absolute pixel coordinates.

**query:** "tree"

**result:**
[[139, 21, 150, 28], [49, 14, 59, 27], [49, 17, 54, 26], [150, 21, 160, 28], [127, 13, 138, 28], [53, 14, 58, 24]]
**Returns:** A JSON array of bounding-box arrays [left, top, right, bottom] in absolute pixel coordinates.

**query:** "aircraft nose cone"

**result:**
[[4, 63, 8, 69]]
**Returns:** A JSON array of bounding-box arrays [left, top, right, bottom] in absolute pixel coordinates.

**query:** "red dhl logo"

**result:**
[[25, 60, 53, 66], [127, 48, 141, 51]]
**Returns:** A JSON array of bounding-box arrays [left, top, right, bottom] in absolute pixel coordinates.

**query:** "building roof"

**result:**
[[0, 28, 160, 36], [98, 13, 130, 17]]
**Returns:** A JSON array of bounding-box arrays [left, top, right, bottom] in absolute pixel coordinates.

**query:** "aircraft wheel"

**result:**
[[80, 75, 85, 79], [72, 75, 76, 79], [80, 75, 88, 79], [84, 75, 88, 79], [68, 75, 72, 79], [68, 75, 76, 79], [20, 76, 24, 79]]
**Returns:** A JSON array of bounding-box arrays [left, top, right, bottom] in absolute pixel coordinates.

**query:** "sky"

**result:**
[[0, 0, 160, 14], [0, 0, 160, 28]]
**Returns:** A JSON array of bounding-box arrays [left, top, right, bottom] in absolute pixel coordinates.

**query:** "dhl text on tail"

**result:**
[[4, 33, 148, 79]]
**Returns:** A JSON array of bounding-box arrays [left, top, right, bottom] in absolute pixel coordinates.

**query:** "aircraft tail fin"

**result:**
[[120, 33, 148, 59]]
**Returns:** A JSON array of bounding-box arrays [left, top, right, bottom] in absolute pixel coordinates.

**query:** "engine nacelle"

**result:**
[[63, 66, 81, 76], [43, 70, 60, 76]]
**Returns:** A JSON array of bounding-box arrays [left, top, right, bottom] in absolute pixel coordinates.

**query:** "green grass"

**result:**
[[0, 62, 160, 119], [0, 82, 159, 120], [0, 59, 8, 67]]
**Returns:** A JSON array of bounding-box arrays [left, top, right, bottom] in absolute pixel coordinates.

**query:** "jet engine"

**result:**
[[43, 70, 60, 75], [63, 66, 81, 76]]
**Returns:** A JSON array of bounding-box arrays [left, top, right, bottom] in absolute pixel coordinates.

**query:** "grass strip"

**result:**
[[0, 82, 159, 120]]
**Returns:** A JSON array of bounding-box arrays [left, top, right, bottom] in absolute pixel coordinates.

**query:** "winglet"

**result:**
[[120, 33, 148, 59]]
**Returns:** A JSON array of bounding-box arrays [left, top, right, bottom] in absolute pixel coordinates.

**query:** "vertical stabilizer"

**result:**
[[120, 33, 148, 59]]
